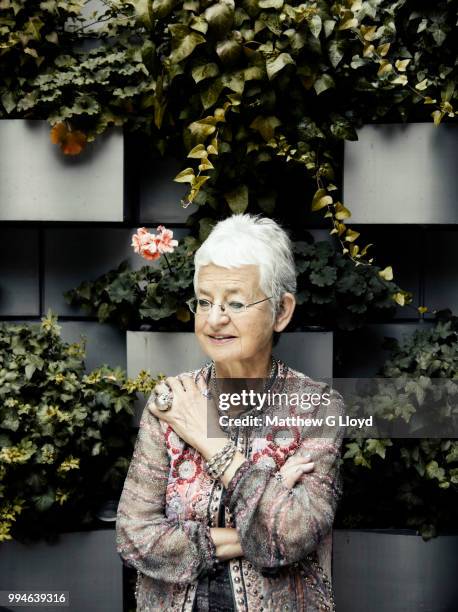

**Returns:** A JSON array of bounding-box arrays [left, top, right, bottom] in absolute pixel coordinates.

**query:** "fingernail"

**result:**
[[303, 454, 311, 459]]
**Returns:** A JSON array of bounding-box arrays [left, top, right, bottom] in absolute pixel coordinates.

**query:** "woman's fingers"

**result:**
[[283, 453, 313, 467], [178, 373, 199, 394], [165, 376, 184, 400], [279, 459, 315, 489]]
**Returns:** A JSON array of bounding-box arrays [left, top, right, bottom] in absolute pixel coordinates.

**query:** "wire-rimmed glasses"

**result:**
[[186, 296, 272, 315]]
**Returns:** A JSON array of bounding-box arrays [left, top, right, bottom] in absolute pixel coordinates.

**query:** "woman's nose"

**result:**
[[207, 303, 230, 325]]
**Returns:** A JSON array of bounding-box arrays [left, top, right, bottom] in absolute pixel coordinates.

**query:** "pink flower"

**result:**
[[131, 225, 178, 261], [141, 239, 161, 261], [131, 227, 151, 253], [156, 225, 179, 254]]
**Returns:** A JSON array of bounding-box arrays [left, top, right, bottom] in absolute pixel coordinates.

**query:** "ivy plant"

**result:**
[[0, 0, 86, 117], [0, 311, 157, 542], [1, 1, 456, 272], [336, 308, 458, 539], [292, 238, 405, 330]]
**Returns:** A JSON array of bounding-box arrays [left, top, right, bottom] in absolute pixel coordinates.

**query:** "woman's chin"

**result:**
[[200, 339, 240, 362]]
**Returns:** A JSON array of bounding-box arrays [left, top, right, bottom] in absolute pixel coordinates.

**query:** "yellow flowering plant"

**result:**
[[0, 311, 154, 542]]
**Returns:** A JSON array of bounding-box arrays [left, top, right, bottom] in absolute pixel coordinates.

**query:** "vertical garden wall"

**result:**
[[0, 1, 457, 611]]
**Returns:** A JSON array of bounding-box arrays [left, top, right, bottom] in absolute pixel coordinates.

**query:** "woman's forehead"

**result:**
[[197, 264, 260, 291]]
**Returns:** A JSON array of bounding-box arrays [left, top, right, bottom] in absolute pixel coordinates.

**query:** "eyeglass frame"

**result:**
[[186, 296, 273, 315]]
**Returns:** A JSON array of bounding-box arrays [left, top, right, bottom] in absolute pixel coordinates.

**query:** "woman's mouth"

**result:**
[[207, 335, 237, 345]]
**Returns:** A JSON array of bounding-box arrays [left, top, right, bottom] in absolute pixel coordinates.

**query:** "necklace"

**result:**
[[205, 356, 278, 402]]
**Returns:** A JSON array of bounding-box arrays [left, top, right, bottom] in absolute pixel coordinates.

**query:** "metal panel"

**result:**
[[0, 529, 123, 612], [0, 120, 124, 221], [0, 229, 39, 316], [333, 530, 458, 612], [343, 123, 458, 224]]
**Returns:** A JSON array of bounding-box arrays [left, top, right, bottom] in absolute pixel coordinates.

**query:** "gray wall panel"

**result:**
[[344, 123, 458, 224], [333, 530, 458, 612], [0, 529, 122, 612], [0, 120, 124, 222], [0, 228, 39, 316]]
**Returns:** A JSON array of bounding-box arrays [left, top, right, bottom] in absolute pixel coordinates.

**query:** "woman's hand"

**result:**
[[279, 453, 315, 489], [210, 528, 243, 562], [148, 374, 214, 453]]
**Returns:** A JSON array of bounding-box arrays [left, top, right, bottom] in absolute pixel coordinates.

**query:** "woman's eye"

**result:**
[[228, 301, 245, 311], [197, 299, 211, 310]]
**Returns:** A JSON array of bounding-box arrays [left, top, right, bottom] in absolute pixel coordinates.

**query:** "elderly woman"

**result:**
[[116, 214, 345, 611]]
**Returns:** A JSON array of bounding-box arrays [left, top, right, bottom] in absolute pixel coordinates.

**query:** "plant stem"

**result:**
[[163, 254, 173, 274]]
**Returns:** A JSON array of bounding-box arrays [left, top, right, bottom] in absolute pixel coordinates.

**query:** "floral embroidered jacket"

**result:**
[[116, 359, 346, 611]]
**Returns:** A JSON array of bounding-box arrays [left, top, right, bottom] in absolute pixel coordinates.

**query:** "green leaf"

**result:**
[[313, 73, 335, 95], [192, 62, 219, 84], [259, 0, 284, 8], [328, 40, 345, 68], [249, 115, 281, 141], [323, 19, 336, 38], [309, 14, 322, 38], [132, 0, 153, 29], [25, 363, 36, 380], [200, 78, 224, 110], [152, 0, 175, 19], [266, 53, 295, 80], [224, 184, 249, 214], [198, 217, 216, 242], [204, 2, 234, 36], [1, 91, 16, 114], [311, 188, 333, 211], [221, 71, 245, 94], [425, 460, 446, 482], [174, 167, 195, 183], [169, 25, 206, 63], [33, 489, 55, 512], [309, 266, 337, 287]]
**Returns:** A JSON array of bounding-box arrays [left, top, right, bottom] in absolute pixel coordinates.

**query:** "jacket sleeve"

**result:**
[[115, 396, 216, 584], [224, 387, 345, 569]]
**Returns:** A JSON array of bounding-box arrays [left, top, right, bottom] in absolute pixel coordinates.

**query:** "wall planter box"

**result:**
[[343, 123, 458, 224], [127, 330, 333, 425], [332, 529, 458, 611], [0, 528, 122, 612], [0, 120, 124, 221]]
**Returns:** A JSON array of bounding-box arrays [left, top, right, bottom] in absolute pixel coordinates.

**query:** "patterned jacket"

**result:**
[[116, 359, 345, 611]]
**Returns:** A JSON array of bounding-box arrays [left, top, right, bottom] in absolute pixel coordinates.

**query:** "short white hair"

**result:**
[[193, 214, 297, 317]]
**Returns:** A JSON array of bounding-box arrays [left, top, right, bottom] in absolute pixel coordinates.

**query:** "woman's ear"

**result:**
[[274, 293, 296, 333]]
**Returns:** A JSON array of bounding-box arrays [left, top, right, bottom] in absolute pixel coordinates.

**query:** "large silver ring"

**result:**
[[155, 387, 173, 412]]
